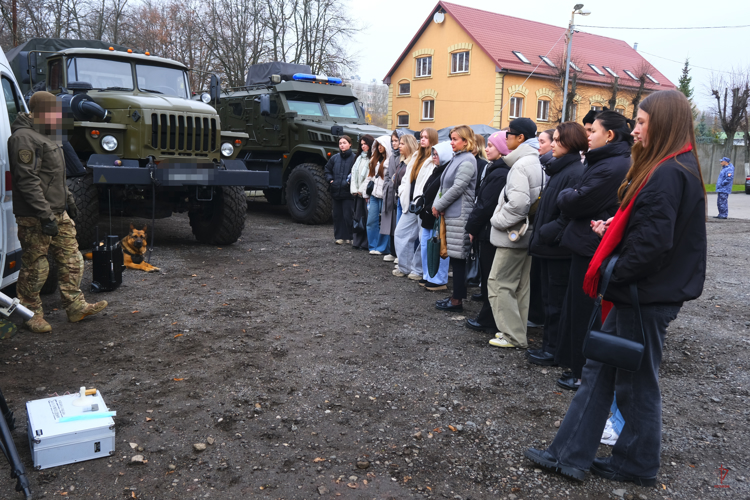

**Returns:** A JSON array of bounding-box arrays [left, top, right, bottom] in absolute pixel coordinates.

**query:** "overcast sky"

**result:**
[[348, 0, 750, 112]]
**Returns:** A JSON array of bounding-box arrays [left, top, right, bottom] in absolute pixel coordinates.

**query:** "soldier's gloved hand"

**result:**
[[40, 219, 59, 237], [67, 203, 78, 219]]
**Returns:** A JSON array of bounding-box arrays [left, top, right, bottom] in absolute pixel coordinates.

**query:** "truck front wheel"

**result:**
[[285, 163, 331, 224], [67, 174, 99, 250], [189, 186, 247, 245]]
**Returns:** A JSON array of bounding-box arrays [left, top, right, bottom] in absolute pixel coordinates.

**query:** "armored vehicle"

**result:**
[[214, 62, 388, 224], [6, 38, 267, 246]]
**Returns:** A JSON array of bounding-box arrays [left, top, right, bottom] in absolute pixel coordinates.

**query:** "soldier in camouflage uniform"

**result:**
[[8, 91, 107, 333]]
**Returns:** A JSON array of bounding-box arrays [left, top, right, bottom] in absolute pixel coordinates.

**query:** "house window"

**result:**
[[591, 105, 603, 112], [512, 51, 530, 64], [422, 100, 434, 120], [398, 82, 410, 95], [416, 57, 432, 78], [451, 51, 470, 74], [509, 96, 524, 119], [603, 66, 618, 77], [623, 70, 638, 80], [645, 74, 659, 84], [569, 103, 578, 121], [537, 100, 550, 122], [615, 107, 625, 115], [397, 113, 409, 127], [588, 64, 604, 76], [539, 56, 556, 68], [569, 61, 581, 71]]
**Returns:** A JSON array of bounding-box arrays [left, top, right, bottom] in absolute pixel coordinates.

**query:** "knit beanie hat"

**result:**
[[487, 131, 510, 156], [28, 91, 58, 114]]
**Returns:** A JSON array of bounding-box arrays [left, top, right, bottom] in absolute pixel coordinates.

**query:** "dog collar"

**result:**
[[120, 241, 144, 264]]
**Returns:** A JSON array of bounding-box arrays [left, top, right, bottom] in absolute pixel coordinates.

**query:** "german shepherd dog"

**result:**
[[122, 224, 159, 272]]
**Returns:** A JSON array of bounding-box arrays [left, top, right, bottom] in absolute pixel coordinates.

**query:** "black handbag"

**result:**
[[353, 216, 366, 234], [366, 180, 375, 196], [582, 255, 645, 372], [466, 241, 480, 287]]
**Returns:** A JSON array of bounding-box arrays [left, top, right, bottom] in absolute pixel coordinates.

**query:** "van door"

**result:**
[[0, 73, 25, 288]]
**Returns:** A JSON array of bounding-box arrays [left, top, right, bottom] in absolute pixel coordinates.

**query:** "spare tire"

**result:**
[[67, 174, 99, 250], [285, 163, 331, 224], [189, 186, 246, 245]]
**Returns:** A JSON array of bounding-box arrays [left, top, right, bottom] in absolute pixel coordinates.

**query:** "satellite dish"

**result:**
[[433, 11, 445, 23]]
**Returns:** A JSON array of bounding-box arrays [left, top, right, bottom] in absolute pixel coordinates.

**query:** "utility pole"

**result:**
[[561, 4, 590, 122]]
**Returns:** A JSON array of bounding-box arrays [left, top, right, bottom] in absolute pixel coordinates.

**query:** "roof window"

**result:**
[[512, 51, 530, 64], [539, 56, 556, 68], [603, 66, 618, 77], [569, 61, 581, 71], [623, 70, 638, 80], [646, 74, 659, 84], [588, 64, 604, 76]]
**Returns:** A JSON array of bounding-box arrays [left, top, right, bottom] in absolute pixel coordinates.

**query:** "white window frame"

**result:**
[[540, 56, 556, 68], [537, 99, 550, 122], [398, 81, 410, 95], [451, 51, 470, 74], [588, 64, 604, 76], [421, 99, 434, 120], [509, 96, 524, 119], [569, 61, 581, 72], [646, 74, 659, 84], [397, 113, 409, 127], [603, 66, 618, 77], [512, 51, 530, 64], [416, 56, 432, 78], [623, 70, 638, 80]]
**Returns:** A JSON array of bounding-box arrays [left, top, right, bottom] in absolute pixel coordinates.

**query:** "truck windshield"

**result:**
[[325, 101, 359, 119], [67, 57, 133, 90], [287, 99, 324, 117], [135, 64, 189, 99]]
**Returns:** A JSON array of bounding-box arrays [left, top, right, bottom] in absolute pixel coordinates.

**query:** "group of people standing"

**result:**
[[324, 89, 707, 487]]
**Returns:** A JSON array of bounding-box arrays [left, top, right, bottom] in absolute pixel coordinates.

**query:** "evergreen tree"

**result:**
[[678, 58, 694, 101]]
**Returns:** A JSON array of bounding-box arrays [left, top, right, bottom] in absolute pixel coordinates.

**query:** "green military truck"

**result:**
[[213, 62, 388, 224], [6, 38, 267, 246]]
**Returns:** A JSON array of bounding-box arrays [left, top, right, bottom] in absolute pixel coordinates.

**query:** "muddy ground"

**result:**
[[0, 200, 748, 500]]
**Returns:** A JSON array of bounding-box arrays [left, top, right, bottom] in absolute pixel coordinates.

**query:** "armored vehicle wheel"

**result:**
[[285, 163, 331, 224], [263, 188, 285, 205], [67, 174, 99, 250], [40, 256, 58, 296], [189, 186, 247, 245]]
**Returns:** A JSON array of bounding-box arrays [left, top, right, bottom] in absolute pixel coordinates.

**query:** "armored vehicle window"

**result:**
[[49, 60, 63, 91], [325, 100, 358, 119], [68, 57, 133, 90], [136, 64, 189, 99], [2, 77, 22, 125], [287, 98, 323, 117]]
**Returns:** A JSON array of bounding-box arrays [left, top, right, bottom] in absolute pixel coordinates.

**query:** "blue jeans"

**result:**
[[609, 398, 625, 435], [366, 197, 390, 253], [420, 227, 449, 284], [545, 304, 681, 478]]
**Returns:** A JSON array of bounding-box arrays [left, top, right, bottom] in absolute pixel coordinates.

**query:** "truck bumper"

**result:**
[[89, 160, 270, 188]]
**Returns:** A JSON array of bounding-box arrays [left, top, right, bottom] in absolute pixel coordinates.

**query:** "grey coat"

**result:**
[[433, 151, 477, 259]]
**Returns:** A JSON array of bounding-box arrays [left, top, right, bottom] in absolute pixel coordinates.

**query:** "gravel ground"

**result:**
[[0, 200, 747, 500]]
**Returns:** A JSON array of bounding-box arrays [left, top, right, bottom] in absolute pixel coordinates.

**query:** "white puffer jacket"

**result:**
[[362, 135, 392, 199], [350, 152, 370, 196], [490, 143, 544, 249]]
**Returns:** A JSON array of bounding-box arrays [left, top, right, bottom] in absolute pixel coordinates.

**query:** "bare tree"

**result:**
[[631, 60, 655, 119], [710, 71, 750, 157], [548, 50, 586, 123], [607, 75, 619, 112]]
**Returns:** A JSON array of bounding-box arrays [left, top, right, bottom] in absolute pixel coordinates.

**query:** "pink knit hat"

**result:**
[[488, 131, 510, 156]]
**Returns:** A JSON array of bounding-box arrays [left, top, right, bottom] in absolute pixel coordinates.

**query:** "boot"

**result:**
[[24, 315, 51, 333], [67, 301, 108, 323]]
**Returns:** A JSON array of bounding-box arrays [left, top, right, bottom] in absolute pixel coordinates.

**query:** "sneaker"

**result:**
[[344, 240, 352, 244], [418, 279, 427, 286], [394, 258, 399, 265], [369, 250, 382, 255], [600, 420, 619, 446], [424, 283, 448, 291], [24, 315, 51, 333], [335, 239, 344, 245], [383, 255, 395, 262], [489, 336, 517, 348], [392, 269, 406, 277], [448, 271, 453, 278], [67, 301, 108, 323], [408, 273, 421, 280]]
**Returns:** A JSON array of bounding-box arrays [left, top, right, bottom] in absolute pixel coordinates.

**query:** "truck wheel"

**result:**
[[40, 256, 58, 296], [189, 186, 246, 245], [263, 188, 285, 205], [285, 163, 331, 224], [67, 174, 99, 250]]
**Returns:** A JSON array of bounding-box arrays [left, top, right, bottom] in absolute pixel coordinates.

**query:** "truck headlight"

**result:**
[[101, 135, 118, 151], [221, 142, 234, 157], [200, 93, 211, 103]]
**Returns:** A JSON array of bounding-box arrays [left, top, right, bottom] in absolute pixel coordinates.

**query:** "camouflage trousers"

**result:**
[[16, 212, 86, 316]]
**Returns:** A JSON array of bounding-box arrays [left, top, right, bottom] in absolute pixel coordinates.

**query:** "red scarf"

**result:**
[[583, 143, 693, 299]]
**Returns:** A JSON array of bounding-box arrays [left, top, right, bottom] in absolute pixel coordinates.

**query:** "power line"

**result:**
[[637, 50, 741, 75], [577, 24, 750, 30]]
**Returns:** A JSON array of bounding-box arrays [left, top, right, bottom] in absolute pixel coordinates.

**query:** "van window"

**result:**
[[2, 77, 22, 126]]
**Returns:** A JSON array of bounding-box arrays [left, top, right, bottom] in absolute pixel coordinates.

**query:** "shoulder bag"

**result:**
[[582, 255, 645, 372], [427, 216, 442, 278]]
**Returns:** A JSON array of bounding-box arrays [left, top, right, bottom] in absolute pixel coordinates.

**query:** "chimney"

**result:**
[[633, 42, 638, 51]]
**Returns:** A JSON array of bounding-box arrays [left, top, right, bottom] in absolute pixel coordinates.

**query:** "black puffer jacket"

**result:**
[[474, 156, 488, 192], [324, 149, 356, 200], [465, 159, 510, 241], [419, 164, 448, 229], [528, 153, 584, 259], [539, 150, 554, 168], [605, 151, 706, 305], [558, 141, 631, 257]]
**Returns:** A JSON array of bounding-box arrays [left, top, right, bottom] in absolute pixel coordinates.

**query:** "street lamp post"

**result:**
[[561, 4, 590, 122]]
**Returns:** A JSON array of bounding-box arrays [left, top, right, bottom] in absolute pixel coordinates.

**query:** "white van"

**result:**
[[0, 48, 25, 291]]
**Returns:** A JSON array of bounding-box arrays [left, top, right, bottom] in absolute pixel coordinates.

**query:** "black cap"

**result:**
[[508, 118, 537, 142], [582, 109, 598, 125]]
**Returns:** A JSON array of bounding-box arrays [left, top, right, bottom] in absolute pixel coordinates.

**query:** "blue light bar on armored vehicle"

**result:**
[[292, 73, 343, 85]]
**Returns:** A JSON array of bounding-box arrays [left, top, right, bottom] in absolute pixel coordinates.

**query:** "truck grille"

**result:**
[[151, 114, 218, 153], [308, 131, 335, 143]]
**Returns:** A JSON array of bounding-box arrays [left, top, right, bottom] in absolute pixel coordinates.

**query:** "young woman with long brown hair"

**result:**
[[526, 90, 707, 486], [393, 128, 438, 279], [362, 136, 392, 254]]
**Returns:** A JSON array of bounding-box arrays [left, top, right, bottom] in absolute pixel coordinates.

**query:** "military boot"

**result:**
[[24, 314, 52, 333], [67, 301, 108, 323]]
